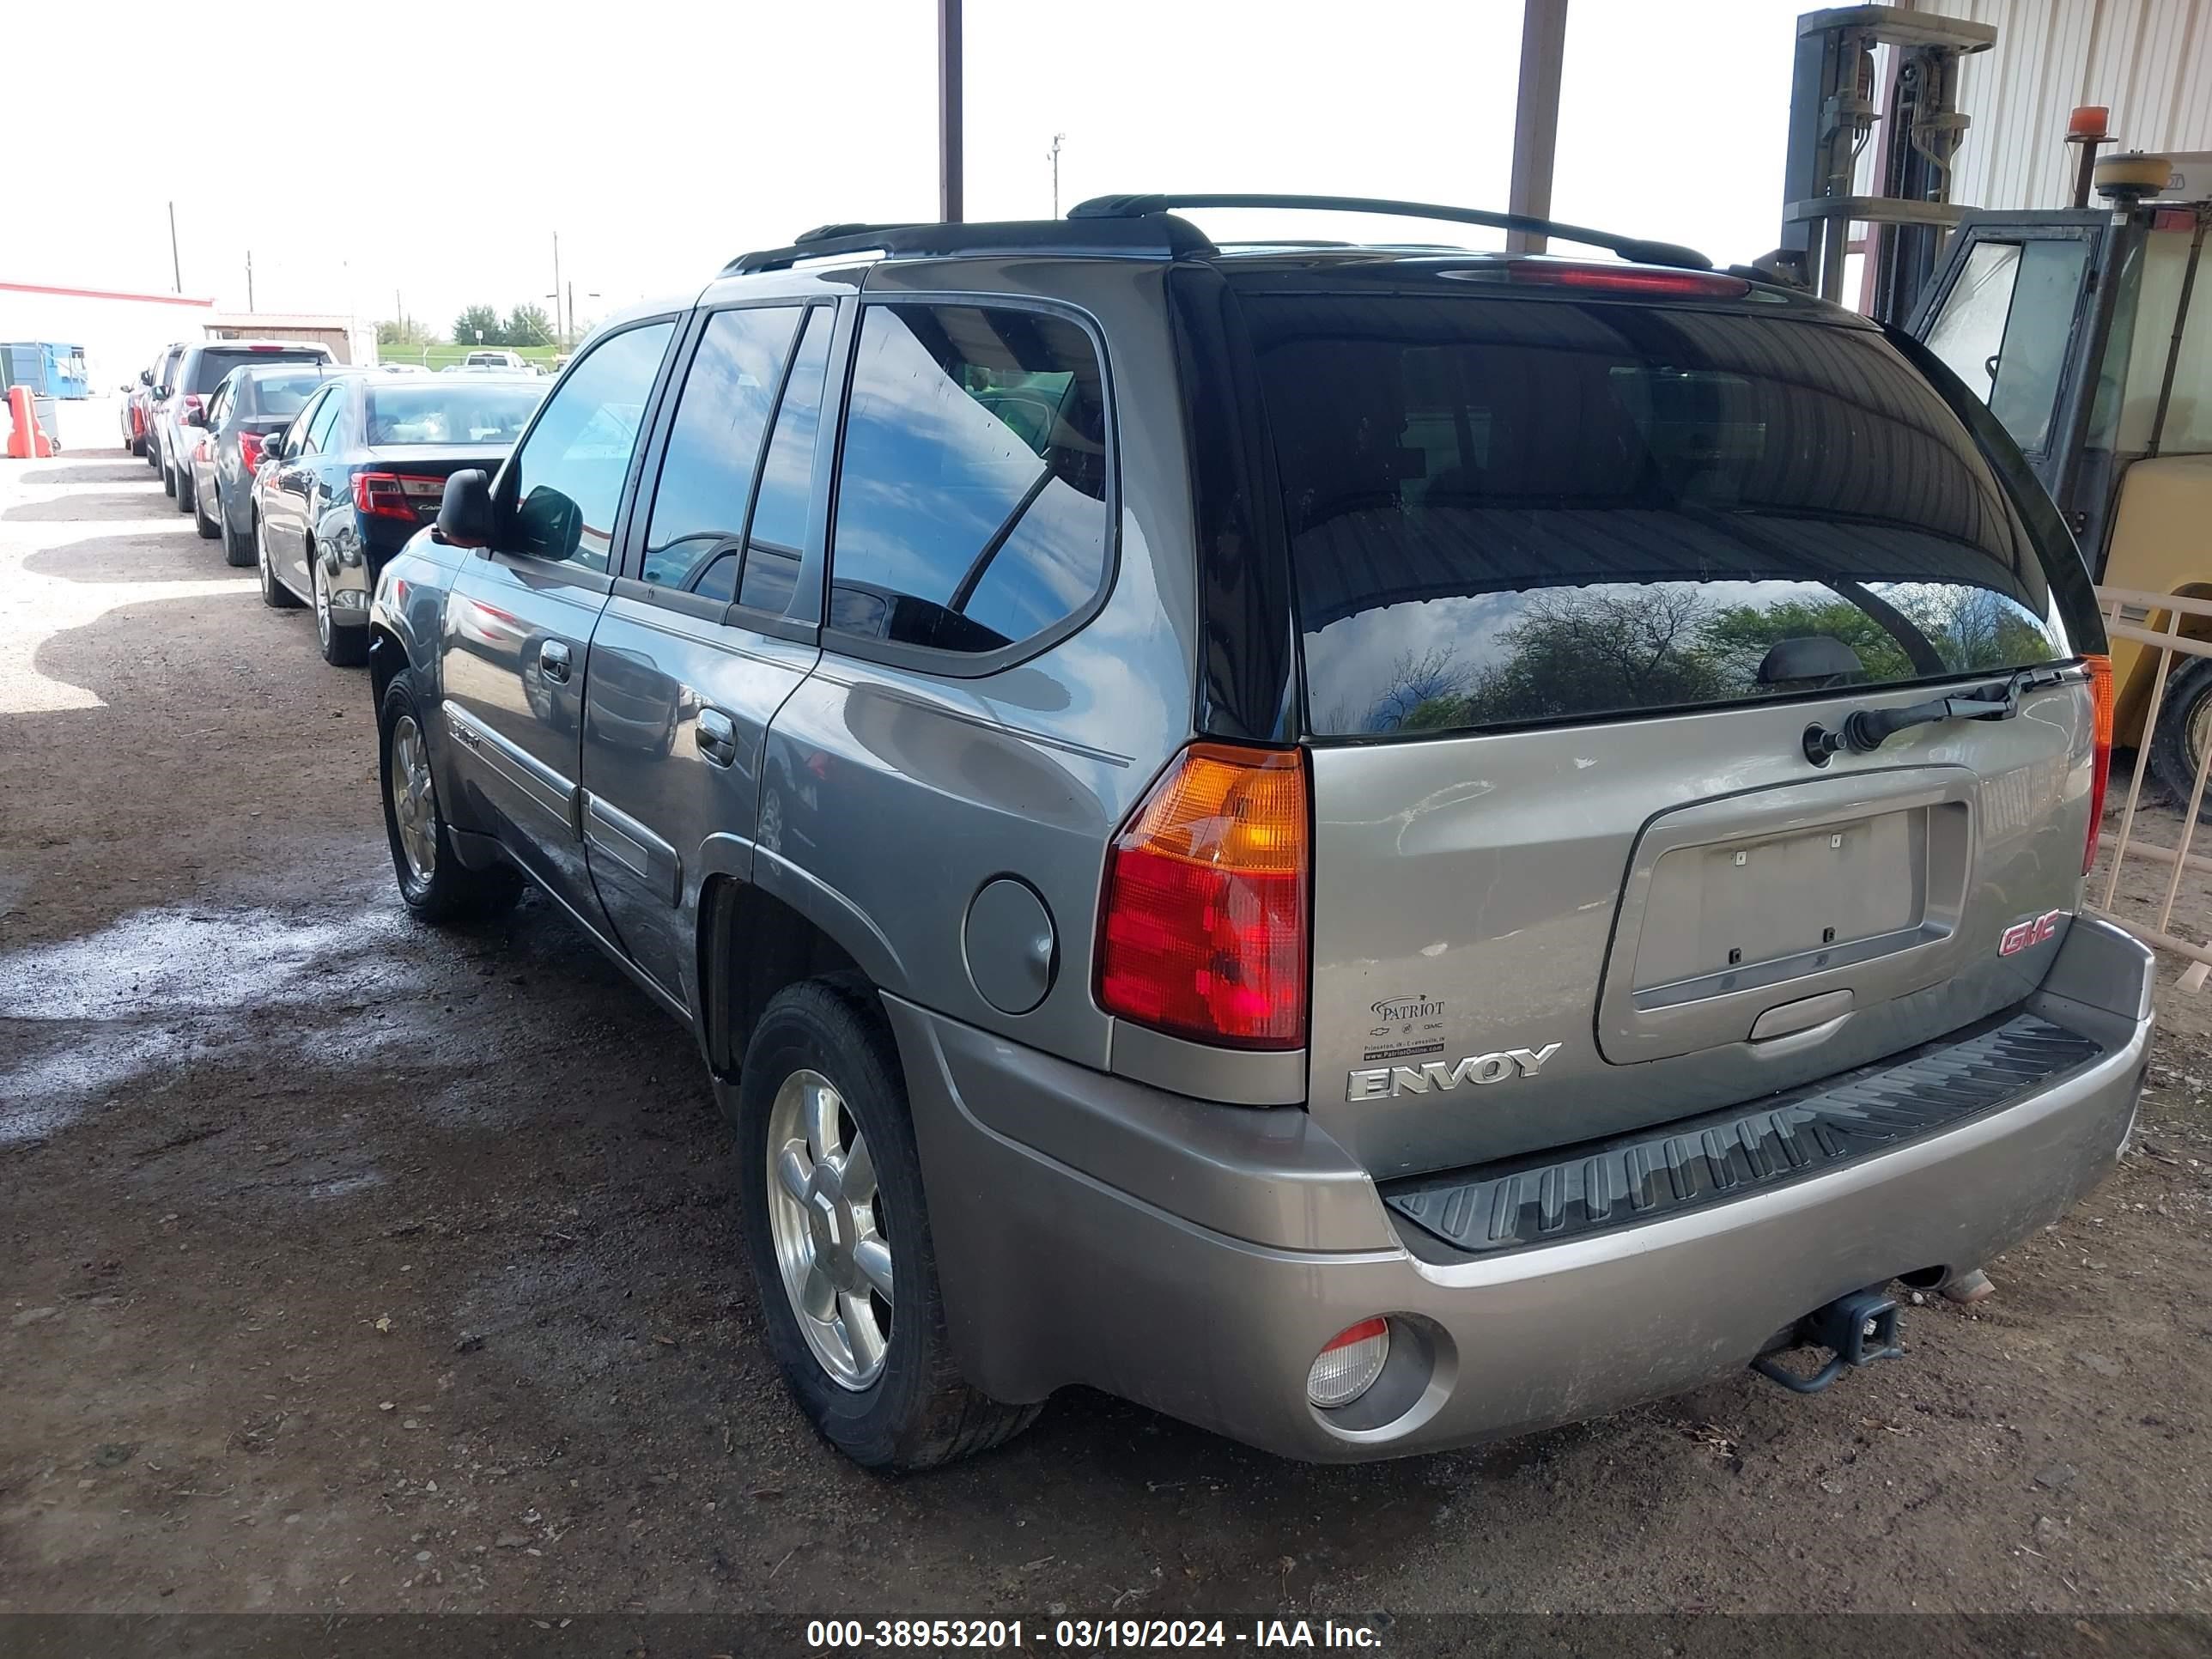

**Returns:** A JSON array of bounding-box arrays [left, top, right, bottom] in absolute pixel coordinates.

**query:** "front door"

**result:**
[[440, 319, 678, 933], [261, 384, 343, 592], [579, 300, 842, 1002]]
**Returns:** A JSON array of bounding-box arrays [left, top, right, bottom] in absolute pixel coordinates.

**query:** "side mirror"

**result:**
[[138, 370, 153, 386], [436, 469, 495, 549], [264, 434, 288, 463], [183, 406, 208, 428]]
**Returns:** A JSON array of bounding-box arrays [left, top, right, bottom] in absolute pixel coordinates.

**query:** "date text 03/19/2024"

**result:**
[[805, 1619, 1387, 1650]]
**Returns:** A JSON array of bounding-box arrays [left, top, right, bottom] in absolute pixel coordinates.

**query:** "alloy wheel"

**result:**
[[387, 714, 437, 884], [314, 562, 331, 650], [765, 1068, 894, 1389]]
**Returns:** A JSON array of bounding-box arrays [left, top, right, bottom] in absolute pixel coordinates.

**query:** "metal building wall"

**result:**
[[1915, 0, 2212, 210]]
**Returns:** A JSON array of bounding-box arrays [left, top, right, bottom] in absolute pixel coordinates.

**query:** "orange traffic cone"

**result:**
[[6, 386, 54, 459]]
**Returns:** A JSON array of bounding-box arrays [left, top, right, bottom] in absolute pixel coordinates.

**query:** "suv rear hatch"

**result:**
[[1213, 259, 2107, 1182]]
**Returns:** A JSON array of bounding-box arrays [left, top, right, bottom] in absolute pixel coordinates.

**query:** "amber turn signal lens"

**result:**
[[1096, 744, 1310, 1049]]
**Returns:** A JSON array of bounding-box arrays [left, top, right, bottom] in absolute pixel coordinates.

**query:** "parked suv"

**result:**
[[368, 198, 2152, 1470], [155, 340, 332, 511]]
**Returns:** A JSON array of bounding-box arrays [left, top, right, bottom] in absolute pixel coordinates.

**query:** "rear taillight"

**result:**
[[238, 431, 264, 474], [354, 471, 445, 520], [1506, 259, 1752, 299], [1096, 742, 1309, 1048], [2084, 654, 2114, 875]]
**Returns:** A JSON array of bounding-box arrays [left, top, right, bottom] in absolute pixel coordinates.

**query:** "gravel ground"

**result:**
[[6, 404, 2212, 1628]]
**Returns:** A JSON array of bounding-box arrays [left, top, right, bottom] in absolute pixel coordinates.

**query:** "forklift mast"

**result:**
[[1782, 5, 1995, 322]]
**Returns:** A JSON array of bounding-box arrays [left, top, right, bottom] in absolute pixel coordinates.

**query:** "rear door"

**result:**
[[577, 296, 842, 1001], [1232, 277, 2107, 1180]]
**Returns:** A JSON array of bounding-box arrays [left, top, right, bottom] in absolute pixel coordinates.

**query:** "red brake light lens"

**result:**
[[1097, 743, 1309, 1049], [238, 431, 264, 474], [1506, 259, 1752, 299], [2084, 654, 2114, 875], [354, 471, 445, 521]]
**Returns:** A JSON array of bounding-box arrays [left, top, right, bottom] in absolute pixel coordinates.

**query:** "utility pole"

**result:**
[[551, 231, 564, 349], [1504, 0, 1570, 254], [246, 250, 255, 311], [1048, 132, 1066, 217], [167, 202, 182, 294], [566, 282, 574, 350], [938, 0, 963, 222]]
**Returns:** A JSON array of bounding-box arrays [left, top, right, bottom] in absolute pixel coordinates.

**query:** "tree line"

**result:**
[[374, 304, 556, 349]]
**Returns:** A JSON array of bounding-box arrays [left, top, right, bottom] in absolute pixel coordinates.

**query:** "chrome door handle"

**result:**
[[696, 708, 738, 768], [538, 639, 571, 684]]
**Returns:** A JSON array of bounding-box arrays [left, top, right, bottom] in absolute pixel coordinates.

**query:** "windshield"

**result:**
[[1238, 293, 2083, 738], [364, 382, 542, 446]]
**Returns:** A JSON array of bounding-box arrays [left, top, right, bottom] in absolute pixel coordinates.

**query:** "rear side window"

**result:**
[[191, 349, 325, 394], [740, 307, 836, 613], [829, 302, 1109, 658], [1240, 294, 2082, 738]]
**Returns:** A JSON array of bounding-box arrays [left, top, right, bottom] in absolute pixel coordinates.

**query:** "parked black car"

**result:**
[[251, 374, 544, 665], [185, 363, 349, 559]]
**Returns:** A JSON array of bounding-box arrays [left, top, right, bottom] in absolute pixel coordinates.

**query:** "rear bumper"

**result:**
[[893, 917, 2154, 1462]]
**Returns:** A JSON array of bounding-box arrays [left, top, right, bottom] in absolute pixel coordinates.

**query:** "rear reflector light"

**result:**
[[1096, 742, 1309, 1048], [354, 471, 446, 520], [1507, 259, 1752, 299], [1307, 1318, 1390, 1408], [2084, 654, 2114, 875], [238, 431, 264, 474]]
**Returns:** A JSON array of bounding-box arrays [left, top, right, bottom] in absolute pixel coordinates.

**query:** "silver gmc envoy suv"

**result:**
[[368, 194, 2154, 1469]]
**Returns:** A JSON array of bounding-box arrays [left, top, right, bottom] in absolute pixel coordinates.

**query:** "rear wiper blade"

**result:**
[[1803, 665, 2075, 763]]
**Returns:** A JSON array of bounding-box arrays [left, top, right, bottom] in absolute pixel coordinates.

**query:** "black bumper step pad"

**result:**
[[1383, 1015, 2102, 1257]]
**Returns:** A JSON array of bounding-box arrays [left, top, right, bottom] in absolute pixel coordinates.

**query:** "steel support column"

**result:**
[[939, 0, 964, 223]]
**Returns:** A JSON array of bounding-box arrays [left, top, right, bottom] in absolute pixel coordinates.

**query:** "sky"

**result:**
[[9, 0, 1805, 336]]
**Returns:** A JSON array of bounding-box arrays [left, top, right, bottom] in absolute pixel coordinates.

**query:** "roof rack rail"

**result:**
[[1067, 193, 1713, 271], [724, 214, 1217, 276]]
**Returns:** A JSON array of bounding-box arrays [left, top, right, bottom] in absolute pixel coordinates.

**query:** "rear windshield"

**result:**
[[1242, 294, 2085, 738], [364, 382, 540, 446], [243, 370, 330, 417], [191, 349, 325, 394]]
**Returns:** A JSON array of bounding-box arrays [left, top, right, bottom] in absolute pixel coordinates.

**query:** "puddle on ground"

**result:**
[[0, 902, 430, 1143], [1, 903, 417, 1020]]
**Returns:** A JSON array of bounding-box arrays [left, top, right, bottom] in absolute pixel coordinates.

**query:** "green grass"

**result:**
[[372, 343, 563, 371]]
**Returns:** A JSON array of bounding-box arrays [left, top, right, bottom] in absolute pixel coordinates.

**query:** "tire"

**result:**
[[314, 556, 368, 666], [174, 467, 194, 514], [377, 678, 521, 923], [729, 977, 1042, 1470], [2148, 657, 2212, 819], [161, 459, 176, 498], [192, 477, 220, 540], [256, 515, 301, 610], [222, 498, 253, 567]]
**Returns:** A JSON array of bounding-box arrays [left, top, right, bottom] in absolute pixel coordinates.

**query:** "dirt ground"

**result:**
[[6, 405, 2212, 1629]]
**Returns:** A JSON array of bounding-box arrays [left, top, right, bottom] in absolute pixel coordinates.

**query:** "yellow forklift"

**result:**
[[1907, 136, 2212, 801]]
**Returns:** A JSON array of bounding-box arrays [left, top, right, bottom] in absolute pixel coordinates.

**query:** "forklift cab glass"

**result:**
[[1923, 238, 2090, 453]]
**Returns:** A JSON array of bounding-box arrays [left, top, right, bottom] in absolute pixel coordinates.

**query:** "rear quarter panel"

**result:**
[[763, 257, 1200, 1062]]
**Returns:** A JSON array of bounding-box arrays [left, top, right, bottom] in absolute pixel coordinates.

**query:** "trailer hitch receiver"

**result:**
[[1752, 1288, 1905, 1395]]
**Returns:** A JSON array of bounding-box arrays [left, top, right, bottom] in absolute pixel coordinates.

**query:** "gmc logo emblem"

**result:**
[[1999, 908, 2066, 957]]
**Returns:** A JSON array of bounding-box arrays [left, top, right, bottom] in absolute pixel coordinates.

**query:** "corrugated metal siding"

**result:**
[[1916, 0, 2212, 210]]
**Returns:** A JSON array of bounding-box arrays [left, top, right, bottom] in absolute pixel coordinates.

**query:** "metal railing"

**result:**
[[2094, 585, 2212, 990]]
